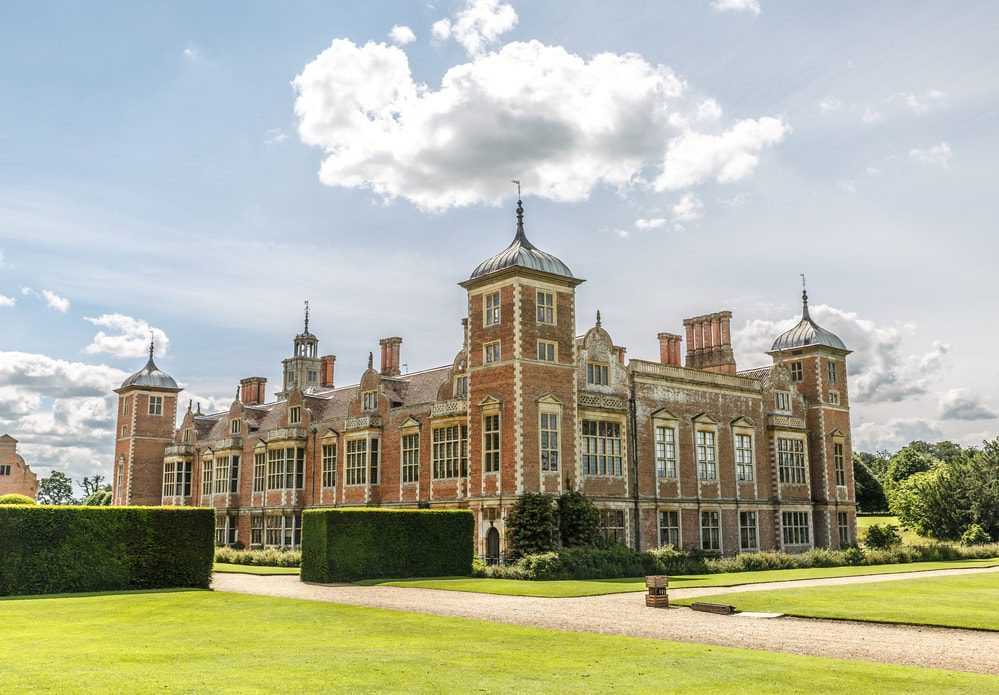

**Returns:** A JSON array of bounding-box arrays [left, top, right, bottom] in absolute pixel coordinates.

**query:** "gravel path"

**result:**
[[213, 566, 999, 676]]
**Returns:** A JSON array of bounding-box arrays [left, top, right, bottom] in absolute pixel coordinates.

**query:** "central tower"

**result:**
[[277, 302, 321, 398], [460, 198, 584, 511]]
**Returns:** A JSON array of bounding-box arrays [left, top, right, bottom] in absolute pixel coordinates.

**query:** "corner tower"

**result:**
[[460, 197, 584, 514], [112, 339, 181, 506], [277, 301, 321, 399], [768, 282, 855, 548]]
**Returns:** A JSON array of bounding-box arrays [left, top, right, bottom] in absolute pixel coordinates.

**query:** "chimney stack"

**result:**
[[320, 355, 336, 388], [682, 311, 736, 374], [379, 337, 403, 376], [657, 332, 683, 367], [239, 377, 267, 406]]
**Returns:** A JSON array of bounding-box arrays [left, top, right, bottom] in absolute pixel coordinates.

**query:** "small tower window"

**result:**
[[230, 419, 241, 435], [484, 292, 501, 326], [537, 340, 556, 362], [148, 396, 163, 416], [484, 342, 501, 364], [827, 361, 838, 383], [308, 370, 318, 383], [289, 406, 301, 424], [362, 391, 378, 410], [828, 390, 840, 405], [789, 362, 804, 382], [536, 291, 555, 324]]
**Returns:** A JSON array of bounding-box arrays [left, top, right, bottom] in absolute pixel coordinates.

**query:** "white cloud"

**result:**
[[84, 313, 169, 359], [862, 106, 882, 124], [0, 294, 14, 307], [837, 179, 858, 193], [710, 0, 761, 15], [819, 96, 843, 113], [938, 389, 997, 421], [615, 228, 631, 238], [672, 193, 704, 222], [733, 305, 949, 403], [655, 116, 790, 191], [887, 89, 946, 114], [853, 418, 943, 453], [696, 98, 722, 121], [182, 45, 199, 59], [635, 217, 667, 230], [35, 289, 70, 312], [909, 142, 952, 168], [264, 128, 288, 145], [388, 25, 417, 46], [433, 0, 518, 56]]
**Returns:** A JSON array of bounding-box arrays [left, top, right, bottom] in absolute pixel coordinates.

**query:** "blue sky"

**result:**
[[2, 1, 998, 486]]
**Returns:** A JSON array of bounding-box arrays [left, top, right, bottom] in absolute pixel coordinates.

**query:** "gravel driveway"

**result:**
[[213, 566, 999, 676]]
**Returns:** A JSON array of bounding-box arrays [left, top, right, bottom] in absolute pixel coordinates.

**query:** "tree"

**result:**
[[853, 455, 888, 513], [557, 490, 602, 548], [854, 450, 891, 481], [949, 440, 999, 540], [883, 446, 935, 496], [82, 489, 113, 506], [81, 475, 110, 497], [505, 493, 558, 559], [37, 471, 76, 505], [890, 467, 970, 540]]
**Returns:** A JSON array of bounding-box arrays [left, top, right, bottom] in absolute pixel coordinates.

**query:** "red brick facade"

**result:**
[[0, 435, 38, 499], [112, 205, 857, 558]]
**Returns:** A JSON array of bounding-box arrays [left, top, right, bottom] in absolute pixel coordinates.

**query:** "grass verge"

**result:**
[[673, 570, 999, 630], [0, 590, 992, 693], [213, 562, 300, 576]]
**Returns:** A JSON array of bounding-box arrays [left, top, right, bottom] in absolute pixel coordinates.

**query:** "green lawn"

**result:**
[[213, 562, 300, 575], [856, 515, 935, 546], [361, 558, 999, 597], [673, 571, 999, 631], [0, 590, 992, 693]]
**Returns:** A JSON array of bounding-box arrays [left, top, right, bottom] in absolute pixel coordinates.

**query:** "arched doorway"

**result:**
[[485, 527, 500, 565]]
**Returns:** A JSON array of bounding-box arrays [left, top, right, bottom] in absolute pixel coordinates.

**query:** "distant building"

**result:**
[[111, 201, 857, 559], [0, 434, 39, 499]]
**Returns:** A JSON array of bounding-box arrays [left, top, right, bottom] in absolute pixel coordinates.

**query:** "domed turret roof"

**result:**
[[770, 289, 848, 352], [469, 200, 574, 281], [120, 341, 178, 390]]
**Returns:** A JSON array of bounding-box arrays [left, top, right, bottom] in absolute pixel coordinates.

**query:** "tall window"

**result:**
[[178, 461, 192, 497], [201, 459, 213, 495], [322, 443, 337, 488], [162, 461, 176, 498], [264, 515, 301, 549], [600, 510, 625, 544], [345, 439, 367, 485], [148, 396, 163, 416], [455, 375, 468, 398], [777, 438, 807, 484], [215, 513, 237, 547], [267, 449, 284, 490], [834, 442, 846, 486], [483, 414, 500, 473], [700, 511, 720, 551], [485, 291, 501, 326], [401, 434, 420, 483], [739, 511, 758, 550], [540, 412, 559, 472], [735, 434, 754, 481], [122, 397, 130, 417], [838, 512, 850, 546], [537, 340, 556, 362], [696, 430, 717, 480], [782, 511, 811, 546], [433, 425, 467, 479], [253, 452, 265, 492], [536, 290, 554, 324], [827, 361, 838, 383], [285, 447, 304, 489], [250, 515, 263, 547], [582, 420, 623, 475], [230, 419, 240, 435], [775, 391, 791, 412], [655, 426, 677, 478], [790, 362, 804, 382], [484, 342, 501, 364], [586, 362, 609, 386], [289, 406, 301, 424], [362, 391, 378, 411], [214, 456, 229, 494], [229, 455, 240, 494], [369, 438, 380, 485], [658, 510, 679, 548]]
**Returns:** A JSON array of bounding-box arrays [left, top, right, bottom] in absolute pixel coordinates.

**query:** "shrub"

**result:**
[[863, 523, 902, 550], [505, 493, 558, 559], [0, 494, 36, 506], [961, 523, 991, 546], [214, 547, 301, 567], [0, 506, 214, 596], [301, 508, 474, 582], [842, 545, 866, 565], [646, 546, 709, 576], [557, 491, 602, 549]]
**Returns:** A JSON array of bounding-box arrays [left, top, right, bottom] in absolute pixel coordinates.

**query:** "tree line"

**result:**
[[36, 472, 112, 506], [854, 437, 999, 543]]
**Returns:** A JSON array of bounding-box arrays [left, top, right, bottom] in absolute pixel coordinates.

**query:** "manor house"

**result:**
[[111, 201, 857, 560]]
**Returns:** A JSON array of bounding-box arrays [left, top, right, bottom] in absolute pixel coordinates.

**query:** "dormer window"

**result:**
[[183, 429, 191, 444], [484, 291, 501, 326], [455, 375, 468, 399], [775, 391, 791, 413], [586, 362, 609, 386], [289, 406, 301, 424], [362, 391, 378, 411], [230, 419, 241, 435], [790, 362, 804, 382], [148, 396, 163, 416]]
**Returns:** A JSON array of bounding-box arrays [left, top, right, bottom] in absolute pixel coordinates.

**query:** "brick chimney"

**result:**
[[657, 332, 683, 367], [682, 311, 736, 374], [239, 377, 267, 406], [320, 355, 336, 388], [379, 337, 402, 377]]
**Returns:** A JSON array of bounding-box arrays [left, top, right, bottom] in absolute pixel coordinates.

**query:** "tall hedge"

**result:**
[[0, 506, 215, 596], [301, 508, 474, 582]]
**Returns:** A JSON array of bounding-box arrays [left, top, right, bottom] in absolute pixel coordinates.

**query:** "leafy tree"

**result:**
[[505, 493, 558, 559], [81, 475, 110, 497], [82, 489, 113, 506], [961, 523, 991, 546], [556, 490, 602, 548], [949, 440, 999, 539], [890, 467, 970, 540], [862, 523, 901, 550], [37, 471, 76, 505], [853, 456, 888, 513], [854, 450, 891, 481], [883, 446, 935, 495]]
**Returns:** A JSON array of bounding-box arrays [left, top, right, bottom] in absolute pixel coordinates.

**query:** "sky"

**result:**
[[2, 0, 998, 488]]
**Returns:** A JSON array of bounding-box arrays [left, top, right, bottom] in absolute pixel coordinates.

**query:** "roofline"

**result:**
[[459, 265, 585, 290]]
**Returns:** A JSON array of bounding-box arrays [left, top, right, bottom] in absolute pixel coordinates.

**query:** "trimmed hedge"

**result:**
[[0, 494, 37, 505], [0, 506, 215, 596], [302, 508, 474, 582]]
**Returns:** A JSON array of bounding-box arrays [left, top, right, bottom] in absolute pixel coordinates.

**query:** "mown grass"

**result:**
[[856, 515, 936, 546], [213, 562, 300, 576], [0, 590, 991, 693], [360, 558, 999, 597], [673, 571, 999, 630]]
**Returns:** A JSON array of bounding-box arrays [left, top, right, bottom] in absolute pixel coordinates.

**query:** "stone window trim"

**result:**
[[230, 419, 241, 436], [789, 361, 804, 382], [484, 341, 501, 365], [454, 374, 468, 399], [537, 340, 557, 363], [401, 432, 420, 484], [536, 289, 556, 325], [658, 509, 680, 548], [288, 405, 301, 425], [832, 431, 848, 488], [581, 413, 625, 477], [781, 509, 813, 548], [776, 434, 809, 486], [265, 445, 305, 491], [432, 422, 468, 479], [586, 361, 609, 386], [700, 509, 721, 552], [252, 446, 266, 493], [321, 440, 338, 489], [344, 433, 379, 486], [774, 391, 792, 413], [837, 511, 851, 546], [828, 390, 841, 406], [731, 418, 756, 483], [692, 415, 719, 482], [651, 410, 679, 479], [739, 510, 759, 551], [827, 360, 839, 384], [599, 509, 626, 544], [484, 291, 501, 327], [538, 395, 562, 474], [148, 395, 163, 416]]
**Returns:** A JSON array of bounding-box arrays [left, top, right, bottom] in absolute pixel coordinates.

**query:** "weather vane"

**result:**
[[511, 179, 521, 200], [304, 299, 310, 333], [800, 273, 807, 291]]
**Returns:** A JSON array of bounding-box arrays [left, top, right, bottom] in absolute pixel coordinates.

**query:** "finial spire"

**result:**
[[304, 299, 310, 334], [511, 180, 526, 242], [148, 331, 155, 361], [236, 384, 241, 401], [367, 351, 373, 370], [187, 399, 192, 412], [596, 309, 602, 328], [800, 274, 810, 320]]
